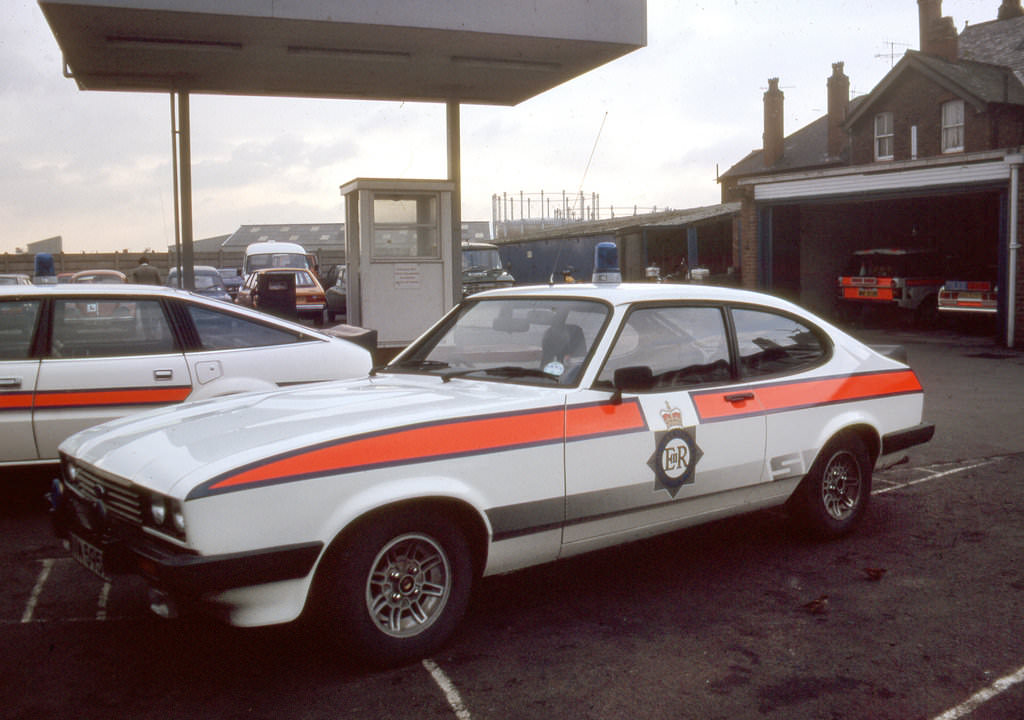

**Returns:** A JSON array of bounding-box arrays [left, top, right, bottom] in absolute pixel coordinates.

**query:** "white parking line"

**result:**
[[875, 459, 999, 495], [20, 558, 54, 623], [422, 658, 472, 720], [932, 665, 1024, 720], [876, 456, 1024, 719], [96, 582, 111, 621]]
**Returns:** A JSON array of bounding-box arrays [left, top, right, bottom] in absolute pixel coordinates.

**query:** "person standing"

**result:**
[[130, 256, 161, 285]]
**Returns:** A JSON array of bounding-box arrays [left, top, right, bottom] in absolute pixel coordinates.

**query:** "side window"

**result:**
[[598, 306, 731, 389], [187, 305, 303, 350], [0, 299, 41, 359], [874, 112, 894, 161], [731, 307, 829, 378], [51, 299, 175, 358]]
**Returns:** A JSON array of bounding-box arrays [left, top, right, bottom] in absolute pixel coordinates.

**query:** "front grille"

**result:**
[[75, 467, 145, 526]]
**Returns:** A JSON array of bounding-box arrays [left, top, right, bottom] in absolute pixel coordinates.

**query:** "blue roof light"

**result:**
[[592, 241, 621, 284]]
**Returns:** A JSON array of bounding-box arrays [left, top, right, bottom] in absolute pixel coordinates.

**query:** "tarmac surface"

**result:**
[[852, 322, 1024, 464]]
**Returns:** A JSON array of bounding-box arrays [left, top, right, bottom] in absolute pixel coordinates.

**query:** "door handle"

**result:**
[[153, 369, 174, 381], [724, 392, 755, 403], [0, 377, 22, 388]]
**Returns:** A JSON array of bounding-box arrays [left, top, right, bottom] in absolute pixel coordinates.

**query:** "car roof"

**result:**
[[471, 281, 812, 314], [0, 283, 336, 338], [168, 265, 219, 273], [852, 248, 936, 256]]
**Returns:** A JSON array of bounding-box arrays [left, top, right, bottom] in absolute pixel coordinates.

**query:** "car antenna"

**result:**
[[548, 242, 565, 286]]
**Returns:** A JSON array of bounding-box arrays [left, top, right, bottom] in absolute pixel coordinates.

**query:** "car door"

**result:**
[[175, 300, 342, 394], [0, 297, 43, 463], [562, 303, 767, 549], [32, 296, 192, 461]]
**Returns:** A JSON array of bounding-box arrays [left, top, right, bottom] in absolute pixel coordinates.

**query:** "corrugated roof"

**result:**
[[493, 203, 739, 244], [222, 223, 345, 249]]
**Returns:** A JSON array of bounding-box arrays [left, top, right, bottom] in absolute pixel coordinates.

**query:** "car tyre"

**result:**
[[314, 510, 473, 667], [792, 434, 872, 539]]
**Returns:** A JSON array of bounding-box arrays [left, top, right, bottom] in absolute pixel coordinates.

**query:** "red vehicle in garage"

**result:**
[[837, 248, 945, 325]]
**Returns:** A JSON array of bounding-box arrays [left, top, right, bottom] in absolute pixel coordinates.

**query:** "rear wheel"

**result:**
[[792, 434, 872, 539], [313, 511, 473, 667]]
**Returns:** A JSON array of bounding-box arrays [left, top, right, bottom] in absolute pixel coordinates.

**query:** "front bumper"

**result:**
[[50, 478, 322, 597]]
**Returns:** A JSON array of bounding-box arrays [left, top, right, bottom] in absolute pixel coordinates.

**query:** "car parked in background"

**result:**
[[166, 265, 232, 303], [323, 264, 347, 322], [938, 263, 998, 316], [52, 271, 933, 667], [72, 269, 127, 284], [837, 248, 944, 326], [0, 284, 371, 468], [236, 268, 327, 325], [217, 267, 243, 299], [0, 273, 32, 286]]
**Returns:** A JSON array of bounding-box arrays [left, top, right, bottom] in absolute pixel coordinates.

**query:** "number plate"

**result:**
[[70, 533, 109, 581], [857, 288, 878, 297]]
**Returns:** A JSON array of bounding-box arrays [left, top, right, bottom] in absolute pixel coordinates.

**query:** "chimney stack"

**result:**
[[918, 0, 958, 61], [998, 0, 1024, 20], [763, 77, 784, 167], [827, 62, 850, 159]]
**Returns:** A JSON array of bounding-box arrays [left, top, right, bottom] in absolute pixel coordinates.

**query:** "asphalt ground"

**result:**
[[851, 320, 1024, 464]]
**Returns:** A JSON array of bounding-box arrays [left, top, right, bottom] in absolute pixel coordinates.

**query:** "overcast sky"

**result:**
[[0, 0, 1005, 254]]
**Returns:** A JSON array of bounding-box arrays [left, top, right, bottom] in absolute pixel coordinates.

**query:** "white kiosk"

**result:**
[[340, 178, 457, 350]]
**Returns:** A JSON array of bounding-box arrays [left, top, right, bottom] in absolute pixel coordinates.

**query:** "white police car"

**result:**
[[0, 284, 372, 468], [52, 246, 933, 666]]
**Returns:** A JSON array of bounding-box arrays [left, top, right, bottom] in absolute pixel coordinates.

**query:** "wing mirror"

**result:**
[[610, 366, 653, 404]]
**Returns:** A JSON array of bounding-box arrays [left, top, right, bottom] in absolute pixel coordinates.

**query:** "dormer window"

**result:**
[[874, 112, 894, 161], [942, 100, 964, 153]]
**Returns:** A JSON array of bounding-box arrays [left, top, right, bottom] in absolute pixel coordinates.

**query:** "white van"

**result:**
[[243, 241, 311, 279]]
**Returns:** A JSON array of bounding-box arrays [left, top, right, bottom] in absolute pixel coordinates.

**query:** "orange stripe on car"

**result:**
[[0, 392, 34, 410], [33, 386, 193, 409], [692, 369, 922, 422], [197, 400, 648, 497]]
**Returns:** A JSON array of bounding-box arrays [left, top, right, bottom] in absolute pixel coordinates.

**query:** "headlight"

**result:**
[[150, 495, 167, 525], [65, 463, 78, 486], [172, 506, 186, 535], [146, 493, 186, 540]]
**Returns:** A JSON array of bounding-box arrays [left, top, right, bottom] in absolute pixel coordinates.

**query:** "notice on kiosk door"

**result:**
[[393, 264, 421, 289]]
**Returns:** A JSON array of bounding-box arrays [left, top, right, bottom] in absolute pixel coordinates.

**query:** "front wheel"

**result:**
[[791, 435, 872, 539], [313, 511, 473, 667]]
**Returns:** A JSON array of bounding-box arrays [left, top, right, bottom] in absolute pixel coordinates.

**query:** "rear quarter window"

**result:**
[[187, 304, 305, 350], [731, 307, 830, 378]]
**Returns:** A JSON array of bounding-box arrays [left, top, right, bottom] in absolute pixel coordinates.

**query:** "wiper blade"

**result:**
[[384, 359, 451, 372], [438, 365, 559, 384]]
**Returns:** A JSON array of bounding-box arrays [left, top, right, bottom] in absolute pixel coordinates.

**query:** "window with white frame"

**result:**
[[942, 100, 964, 153], [874, 112, 894, 160]]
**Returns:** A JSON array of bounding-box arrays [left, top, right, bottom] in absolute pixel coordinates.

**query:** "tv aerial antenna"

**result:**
[[876, 40, 912, 67]]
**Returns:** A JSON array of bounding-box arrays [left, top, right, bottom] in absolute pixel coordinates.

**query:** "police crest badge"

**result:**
[[647, 401, 703, 497]]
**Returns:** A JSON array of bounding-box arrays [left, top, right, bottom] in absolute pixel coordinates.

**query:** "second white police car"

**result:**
[[52, 255, 933, 666]]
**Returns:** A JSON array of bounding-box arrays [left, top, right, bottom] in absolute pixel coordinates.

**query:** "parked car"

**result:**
[[72, 269, 127, 284], [323, 264, 347, 322], [52, 276, 933, 667], [166, 265, 232, 303], [236, 268, 327, 325], [837, 248, 944, 325], [217, 267, 243, 299], [938, 267, 998, 315], [0, 284, 371, 468], [0, 273, 31, 286]]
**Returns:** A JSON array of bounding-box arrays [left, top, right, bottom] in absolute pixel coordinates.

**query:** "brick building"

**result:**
[[719, 0, 1024, 346]]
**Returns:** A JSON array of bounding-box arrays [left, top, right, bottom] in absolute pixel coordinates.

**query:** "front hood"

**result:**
[[60, 375, 563, 498]]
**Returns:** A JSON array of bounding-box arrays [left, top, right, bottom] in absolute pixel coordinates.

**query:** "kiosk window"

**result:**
[[372, 194, 440, 259]]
